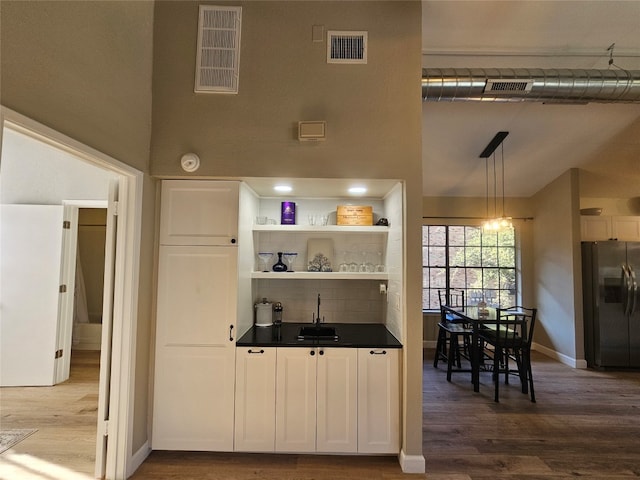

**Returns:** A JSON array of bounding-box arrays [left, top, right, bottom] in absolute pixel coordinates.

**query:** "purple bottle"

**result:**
[[281, 202, 296, 225]]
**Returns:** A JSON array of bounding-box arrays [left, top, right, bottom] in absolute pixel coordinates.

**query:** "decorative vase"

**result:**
[[272, 252, 288, 272]]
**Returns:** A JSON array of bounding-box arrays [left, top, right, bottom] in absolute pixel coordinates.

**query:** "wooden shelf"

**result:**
[[251, 271, 388, 280]]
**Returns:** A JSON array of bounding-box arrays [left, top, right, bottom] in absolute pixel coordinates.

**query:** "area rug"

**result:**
[[0, 429, 38, 454]]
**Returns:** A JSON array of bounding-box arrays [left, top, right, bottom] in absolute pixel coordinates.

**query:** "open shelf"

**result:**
[[253, 225, 389, 234], [251, 271, 388, 280]]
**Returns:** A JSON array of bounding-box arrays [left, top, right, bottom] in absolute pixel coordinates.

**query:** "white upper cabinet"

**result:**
[[160, 180, 239, 246], [581, 215, 640, 242]]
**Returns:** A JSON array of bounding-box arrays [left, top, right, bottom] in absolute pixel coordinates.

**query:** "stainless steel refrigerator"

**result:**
[[582, 241, 640, 368]]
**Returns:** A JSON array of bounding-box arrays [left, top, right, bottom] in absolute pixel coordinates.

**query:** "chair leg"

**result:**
[[434, 328, 445, 368], [525, 351, 536, 403], [493, 348, 500, 403], [446, 333, 457, 382]]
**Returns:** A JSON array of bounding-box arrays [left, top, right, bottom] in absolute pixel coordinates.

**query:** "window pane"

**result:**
[[482, 231, 498, 247], [429, 246, 446, 266], [482, 247, 498, 267], [465, 246, 481, 266], [498, 227, 515, 246], [465, 226, 482, 246], [449, 226, 465, 246], [449, 246, 465, 267], [483, 268, 499, 288], [450, 267, 466, 288], [429, 226, 446, 246], [422, 246, 429, 265], [500, 268, 516, 291], [466, 267, 483, 289], [498, 246, 515, 268], [429, 267, 446, 288]]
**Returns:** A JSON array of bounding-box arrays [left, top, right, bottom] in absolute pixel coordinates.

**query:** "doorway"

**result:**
[[0, 107, 143, 478]]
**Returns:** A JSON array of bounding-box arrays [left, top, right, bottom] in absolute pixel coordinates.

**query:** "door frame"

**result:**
[[0, 106, 143, 479]]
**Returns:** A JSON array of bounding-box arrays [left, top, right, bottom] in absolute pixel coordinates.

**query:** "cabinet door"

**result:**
[[234, 347, 276, 452], [160, 180, 239, 246], [612, 216, 640, 241], [152, 245, 237, 451], [275, 348, 317, 452], [581, 216, 612, 241], [357, 348, 400, 453], [316, 348, 358, 453]]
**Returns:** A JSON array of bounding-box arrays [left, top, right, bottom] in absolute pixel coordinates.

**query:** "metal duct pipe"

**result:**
[[422, 68, 640, 103]]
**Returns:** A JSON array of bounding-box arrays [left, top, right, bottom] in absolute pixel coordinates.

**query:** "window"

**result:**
[[422, 225, 517, 310]]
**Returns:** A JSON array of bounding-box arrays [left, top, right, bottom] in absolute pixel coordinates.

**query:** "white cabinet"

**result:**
[[153, 178, 240, 452], [152, 245, 238, 451], [612, 216, 640, 241], [160, 180, 239, 246], [581, 216, 640, 242], [275, 347, 358, 453], [234, 347, 276, 452], [357, 348, 400, 454], [581, 216, 612, 241], [316, 348, 358, 453]]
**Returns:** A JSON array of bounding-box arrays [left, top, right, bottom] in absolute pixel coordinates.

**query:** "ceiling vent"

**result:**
[[195, 5, 242, 94], [327, 31, 367, 64], [485, 79, 533, 94]]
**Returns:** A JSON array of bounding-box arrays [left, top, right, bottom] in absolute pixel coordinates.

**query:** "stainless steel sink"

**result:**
[[297, 326, 339, 341]]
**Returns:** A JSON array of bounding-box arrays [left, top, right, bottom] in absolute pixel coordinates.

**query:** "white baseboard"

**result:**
[[532, 343, 588, 369], [399, 449, 425, 474], [423, 340, 436, 349], [127, 440, 151, 477]]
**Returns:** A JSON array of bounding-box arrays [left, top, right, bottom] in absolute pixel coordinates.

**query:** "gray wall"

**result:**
[[1, 0, 155, 455], [532, 169, 582, 362]]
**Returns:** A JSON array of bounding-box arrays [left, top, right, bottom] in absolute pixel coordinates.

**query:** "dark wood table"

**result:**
[[441, 305, 499, 392]]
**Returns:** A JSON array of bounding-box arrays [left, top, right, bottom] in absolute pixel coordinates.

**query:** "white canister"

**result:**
[[255, 298, 273, 327]]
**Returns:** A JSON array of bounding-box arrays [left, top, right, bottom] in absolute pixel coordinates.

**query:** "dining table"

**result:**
[[441, 304, 500, 392]]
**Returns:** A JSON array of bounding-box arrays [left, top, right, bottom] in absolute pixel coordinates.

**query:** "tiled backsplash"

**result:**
[[253, 279, 386, 324]]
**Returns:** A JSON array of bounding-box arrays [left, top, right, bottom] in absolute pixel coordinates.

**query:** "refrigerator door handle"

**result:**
[[630, 266, 638, 316], [622, 264, 631, 315]]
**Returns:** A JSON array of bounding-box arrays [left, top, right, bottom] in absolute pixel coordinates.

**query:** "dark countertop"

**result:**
[[236, 323, 402, 348]]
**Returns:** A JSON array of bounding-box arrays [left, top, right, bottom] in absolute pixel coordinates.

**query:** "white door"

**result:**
[[316, 348, 358, 453], [95, 181, 118, 478], [357, 348, 401, 453], [275, 348, 317, 452], [54, 205, 79, 384], [234, 347, 277, 452], [152, 245, 237, 451], [0, 204, 64, 386]]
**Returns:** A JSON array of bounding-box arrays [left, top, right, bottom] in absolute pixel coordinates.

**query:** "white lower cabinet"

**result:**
[[234, 347, 277, 452], [234, 346, 400, 455], [274, 347, 358, 453], [357, 348, 400, 454]]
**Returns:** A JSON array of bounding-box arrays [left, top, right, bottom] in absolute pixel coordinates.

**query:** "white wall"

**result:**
[[1, 127, 115, 204]]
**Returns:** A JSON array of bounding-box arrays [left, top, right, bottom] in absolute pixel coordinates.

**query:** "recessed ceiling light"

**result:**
[[348, 186, 367, 194], [274, 185, 292, 193]]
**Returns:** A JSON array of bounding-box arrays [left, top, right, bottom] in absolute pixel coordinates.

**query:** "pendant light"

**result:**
[[480, 131, 512, 231]]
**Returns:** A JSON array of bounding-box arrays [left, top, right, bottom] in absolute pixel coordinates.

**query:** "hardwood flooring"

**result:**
[[2, 349, 640, 479]]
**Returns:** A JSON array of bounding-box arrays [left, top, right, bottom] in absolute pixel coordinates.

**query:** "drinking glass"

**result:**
[[282, 252, 298, 272], [257, 252, 273, 272]]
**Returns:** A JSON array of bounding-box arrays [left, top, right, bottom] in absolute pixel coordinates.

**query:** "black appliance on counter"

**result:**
[[582, 241, 640, 368]]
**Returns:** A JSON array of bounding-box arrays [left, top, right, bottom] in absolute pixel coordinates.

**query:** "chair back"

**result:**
[[495, 306, 537, 349], [438, 289, 465, 308]]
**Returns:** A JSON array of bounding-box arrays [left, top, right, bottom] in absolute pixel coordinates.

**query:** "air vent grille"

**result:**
[[195, 5, 242, 94], [327, 31, 367, 64], [485, 79, 533, 94]]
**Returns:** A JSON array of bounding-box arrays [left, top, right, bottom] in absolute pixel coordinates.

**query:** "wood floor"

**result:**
[[2, 349, 639, 479]]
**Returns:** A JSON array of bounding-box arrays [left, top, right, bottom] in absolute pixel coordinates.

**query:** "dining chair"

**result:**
[[433, 289, 474, 381], [478, 306, 537, 402]]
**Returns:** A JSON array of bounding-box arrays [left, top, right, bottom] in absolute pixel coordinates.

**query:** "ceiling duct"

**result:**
[[422, 68, 640, 103]]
